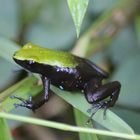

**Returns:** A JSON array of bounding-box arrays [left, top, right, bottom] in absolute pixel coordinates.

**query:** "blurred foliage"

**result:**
[[0, 0, 19, 39], [0, 0, 140, 140], [0, 118, 12, 140]]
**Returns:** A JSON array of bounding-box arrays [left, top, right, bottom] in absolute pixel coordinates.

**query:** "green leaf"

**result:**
[[74, 109, 99, 140], [52, 86, 134, 134], [0, 118, 12, 140], [67, 0, 89, 37], [0, 76, 134, 134], [0, 76, 42, 112], [0, 74, 134, 134]]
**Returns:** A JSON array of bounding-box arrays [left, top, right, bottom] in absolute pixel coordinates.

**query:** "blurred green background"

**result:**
[[0, 0, 140, 140]]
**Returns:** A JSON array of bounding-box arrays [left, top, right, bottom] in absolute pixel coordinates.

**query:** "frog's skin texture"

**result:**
[[12, 43, 121, 115]]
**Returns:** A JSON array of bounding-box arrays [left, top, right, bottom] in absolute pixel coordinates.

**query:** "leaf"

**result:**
[[0, 76, 42, 112], [67, 0, 89, 37], [74, 109, 99, 140], [0, 76, 134, 134], [0, 118, 12, 140], [52, 86, 134, 134]]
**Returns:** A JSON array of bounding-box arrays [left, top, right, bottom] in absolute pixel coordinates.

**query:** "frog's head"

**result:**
[[13, 42, 78, 72], [13, 43, 42, 72]]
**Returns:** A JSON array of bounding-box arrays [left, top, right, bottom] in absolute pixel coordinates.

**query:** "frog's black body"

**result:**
[[13, 56, 121, 113], [14, 57, 108, 91]]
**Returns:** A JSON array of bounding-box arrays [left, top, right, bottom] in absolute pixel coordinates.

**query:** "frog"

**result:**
[[11, 43, 121, 118]]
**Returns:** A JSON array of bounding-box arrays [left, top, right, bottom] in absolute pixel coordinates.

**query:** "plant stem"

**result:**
[[0, 112, 139, 140]]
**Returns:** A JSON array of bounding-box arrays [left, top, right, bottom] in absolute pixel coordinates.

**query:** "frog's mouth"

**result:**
[[13, 57, 52, 75], [13, 57, 36, 72]]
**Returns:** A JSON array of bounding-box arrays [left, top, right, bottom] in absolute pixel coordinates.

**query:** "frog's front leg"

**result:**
[[11, 75, 50, 111], [84, 80, 121, 116]]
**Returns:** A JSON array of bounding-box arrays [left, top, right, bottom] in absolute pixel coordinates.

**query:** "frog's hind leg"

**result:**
[[84, 80, 121, 121]]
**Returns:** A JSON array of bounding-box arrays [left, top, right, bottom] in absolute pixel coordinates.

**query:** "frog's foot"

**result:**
[[87, 103, 100, 113], [86, 101, 108, 124], [10, 95, 36, 112], [86, 104, 102, 124], [94, 101, 108, 119]]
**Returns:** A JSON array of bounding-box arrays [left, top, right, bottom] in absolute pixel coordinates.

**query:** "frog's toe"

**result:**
[[10, 95, 29, 104], [94, 101, 108, 119], [13, 103, 27, 108], [86, 102, 107, 124], [11, 95, 35, 110]]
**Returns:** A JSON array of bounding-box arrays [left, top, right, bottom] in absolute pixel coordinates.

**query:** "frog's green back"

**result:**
[[13, 43, 78, 68]]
